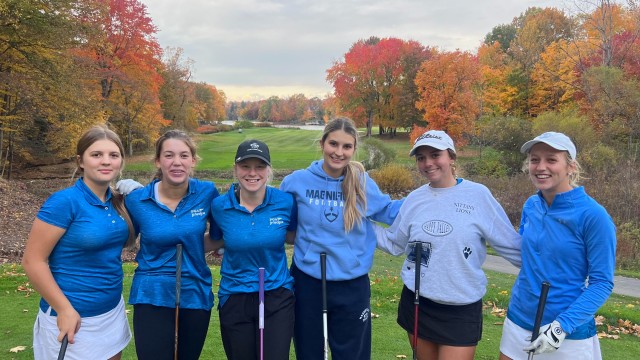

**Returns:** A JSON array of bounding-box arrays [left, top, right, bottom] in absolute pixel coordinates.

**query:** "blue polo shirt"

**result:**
[[37, 178, 129, 317], [210, 184, 297, 307], [125, 178, 219, 310]]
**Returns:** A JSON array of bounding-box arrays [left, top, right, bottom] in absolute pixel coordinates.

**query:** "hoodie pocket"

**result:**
[[301, 242, 361, 278]]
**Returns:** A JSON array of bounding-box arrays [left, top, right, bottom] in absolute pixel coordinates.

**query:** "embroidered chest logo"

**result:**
[[324, 207, 339, 222], [270, 217, 284, 225], [190, 208, 205, 217]]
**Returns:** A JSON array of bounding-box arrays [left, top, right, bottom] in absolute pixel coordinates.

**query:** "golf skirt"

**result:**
[[397, 285, 482, 346], [33, 296, 131, 360], [499, 317, 602, 360]]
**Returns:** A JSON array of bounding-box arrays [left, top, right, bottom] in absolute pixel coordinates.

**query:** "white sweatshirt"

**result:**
[[376, 179, 521, 305]]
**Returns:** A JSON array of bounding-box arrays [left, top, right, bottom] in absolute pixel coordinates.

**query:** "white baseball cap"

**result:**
[[409, 130, 456, 156], [520, 132, 576, 159]]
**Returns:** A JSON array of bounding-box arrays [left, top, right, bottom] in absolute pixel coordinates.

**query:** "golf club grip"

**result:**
[[320, 252, 328, 360], [320, 253, 327, 312], [259, 267, 265, 330], [531, 281, 551, 343], [176, 244, 183, 306], [57, 334, 68, 360], [414, 243, 422, 304]]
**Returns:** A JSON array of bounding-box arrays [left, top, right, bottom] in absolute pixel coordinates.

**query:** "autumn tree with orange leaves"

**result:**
[[327, 37, 430, 137], [413, 50, 482, 145]]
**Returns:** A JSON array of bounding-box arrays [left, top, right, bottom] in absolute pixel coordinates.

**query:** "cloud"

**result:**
[[143, 0, 556, 101]]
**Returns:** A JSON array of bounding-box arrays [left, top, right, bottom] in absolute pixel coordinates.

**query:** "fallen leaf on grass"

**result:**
[[9, 345, 26, 353]]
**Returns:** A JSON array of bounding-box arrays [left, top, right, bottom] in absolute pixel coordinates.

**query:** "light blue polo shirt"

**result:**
[[125, 178, 219, 310], [37, 178, 129, 317], [210, 184, 297, 307]]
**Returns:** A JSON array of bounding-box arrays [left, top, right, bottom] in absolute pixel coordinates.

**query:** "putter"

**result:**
[[259, 267, 265, 360], [320, 252, 329, 360], [412, 242, 422, 360], [57, 334, 68, 360], [174, 244, 183, 360], [528, 281, 551, 360]]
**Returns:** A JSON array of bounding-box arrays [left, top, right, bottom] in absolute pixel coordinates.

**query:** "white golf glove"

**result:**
[[115, 179, 143, 195], [524, 320, 566, 355]]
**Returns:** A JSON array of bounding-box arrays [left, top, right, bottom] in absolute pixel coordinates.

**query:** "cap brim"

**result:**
[[235, 155, 270, 165], [409, 142, 451, 157]]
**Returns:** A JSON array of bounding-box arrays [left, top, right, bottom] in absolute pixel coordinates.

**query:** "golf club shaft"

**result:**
[[320, 252, 328, 360], [413, 243, 422, 360], [175, 244, 183, 360], [259, 267, 265, 360], [528, 281, 551, 360], [57, 334, 68, 360]]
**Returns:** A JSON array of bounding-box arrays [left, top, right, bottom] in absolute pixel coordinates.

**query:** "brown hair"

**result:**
[[153, 129, 198, 180], [74, 125, 135, 248], [321, 117, 367, 232]]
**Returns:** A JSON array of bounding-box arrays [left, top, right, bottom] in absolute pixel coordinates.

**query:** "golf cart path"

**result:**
[[483, 255, 640, 298]]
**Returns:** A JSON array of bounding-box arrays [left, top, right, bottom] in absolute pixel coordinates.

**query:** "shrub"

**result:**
[[253, 122, 273, 128], [463, 147, 509, 178], [369, 163, 415, 196], [196, 124, 233, 134], [360, 138, 397, 170], [234, 120, 254, 129], [616, 222, 640, 269]]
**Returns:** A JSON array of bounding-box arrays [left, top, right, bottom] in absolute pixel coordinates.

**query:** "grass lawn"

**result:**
[[2, 251, 639, 359], [4, 126, 638, 358]]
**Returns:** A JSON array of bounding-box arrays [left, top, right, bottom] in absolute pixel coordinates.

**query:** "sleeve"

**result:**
[[124, 194, 141, 235], [556, 206, 616, 334], [209, 217, 223, 241], [484, 192, 522, 268], [373, 210, 410, 256], [364, 174, 405, 225], [36, 192, 73, 230]]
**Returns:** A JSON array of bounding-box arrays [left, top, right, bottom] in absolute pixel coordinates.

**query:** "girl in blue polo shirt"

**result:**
[[499, 132, 616, 360], [207, 139, 297, 360], [124, 130, 220, 360], [280, 117, 404, 360], [23, 126, 135, 360]]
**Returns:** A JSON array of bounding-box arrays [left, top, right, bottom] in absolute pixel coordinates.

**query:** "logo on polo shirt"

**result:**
[[191, 208, 205, 217], [270, 217, 284, 225]]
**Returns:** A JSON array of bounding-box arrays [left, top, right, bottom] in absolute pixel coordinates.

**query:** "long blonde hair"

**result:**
[[321, 117, 367, 232], [75, 125, 136, 248]]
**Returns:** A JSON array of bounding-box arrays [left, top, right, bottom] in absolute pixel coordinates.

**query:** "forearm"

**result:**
[[204, 233, 224, 253], [23, 259, 73, 314]]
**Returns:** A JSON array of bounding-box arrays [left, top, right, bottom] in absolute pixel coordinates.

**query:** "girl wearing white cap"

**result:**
[[499, 132, 616, 360], [376, 129, 521, 360]]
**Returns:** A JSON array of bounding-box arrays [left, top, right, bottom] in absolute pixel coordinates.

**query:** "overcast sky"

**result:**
[[142, 0, 559, 101]]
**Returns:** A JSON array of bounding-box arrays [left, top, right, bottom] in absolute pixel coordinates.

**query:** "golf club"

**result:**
[[528, 281, 551, 360], [174, 244, 183, 360], [413, 242, 422, 360], [320, 252, 328, 360], [57, 334, 68, 360], [259, 267, 265, 360]]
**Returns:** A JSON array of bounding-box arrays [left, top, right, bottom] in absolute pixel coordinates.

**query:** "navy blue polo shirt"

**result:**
[[125, 178, 219, 310], [210, 184, 297, 307], [37, 178, 129, 317]]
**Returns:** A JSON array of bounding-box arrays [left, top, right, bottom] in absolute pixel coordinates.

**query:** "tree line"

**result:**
[[0, 0, 225, 178], [3, 1, 640, 181]]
